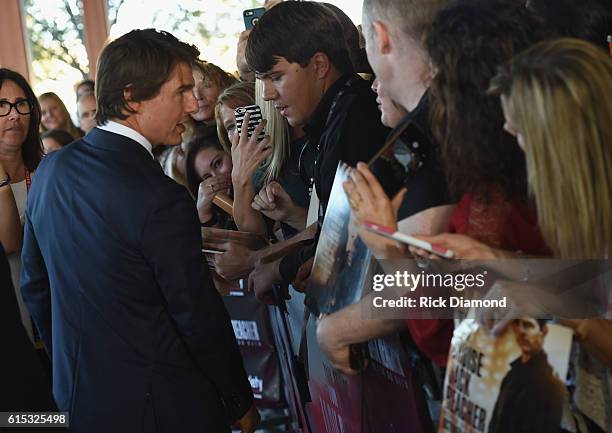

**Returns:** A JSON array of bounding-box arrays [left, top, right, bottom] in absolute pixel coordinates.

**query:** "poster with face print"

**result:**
[[439, 318, 572, 433]]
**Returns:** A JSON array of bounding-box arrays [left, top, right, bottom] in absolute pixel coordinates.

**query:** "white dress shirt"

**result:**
[[96, 120, 154, 159]]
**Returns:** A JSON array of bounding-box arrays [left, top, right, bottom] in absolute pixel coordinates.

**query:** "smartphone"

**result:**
[[363, 221, 455, 259], [368, 118, 429, 197], [243, 7, 266, 30], [235, 105, 266, 141]]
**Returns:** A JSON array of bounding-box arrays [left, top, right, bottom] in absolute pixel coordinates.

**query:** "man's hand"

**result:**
[[214, 242, 258, 282], [252, 181, 306, 229], [236, 30, 254, 82], [231, 404, 260, 433], [292, 256, 314, 293], [248, 258, 282, 303], [343, 163, 408, 259], [316, 314, 360, 376]]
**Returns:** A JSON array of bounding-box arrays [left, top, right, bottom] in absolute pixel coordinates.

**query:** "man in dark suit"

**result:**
[[488, 318, 564, 433], [20, 29, 257, 433]]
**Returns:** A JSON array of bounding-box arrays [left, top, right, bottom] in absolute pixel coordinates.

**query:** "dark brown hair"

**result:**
[[0, 68, 43, 172], [246, 2, 353, 75], [95, 29, 200, 125], [185, 125, 225, 198], [426, 0, 550, 200], [41, 129, 75, 148]]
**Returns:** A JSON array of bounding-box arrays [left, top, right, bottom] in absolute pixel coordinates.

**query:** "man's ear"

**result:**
[[123, 85, 140, 114], [372, 20, 392, 55], [311, 52, 332, 80]]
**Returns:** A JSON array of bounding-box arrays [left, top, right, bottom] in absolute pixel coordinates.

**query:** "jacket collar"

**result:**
[[84, 127, 155, 162], [303, 73, 357, 142]]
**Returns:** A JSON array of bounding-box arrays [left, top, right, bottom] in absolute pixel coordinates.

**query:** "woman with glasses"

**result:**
[[0, 68, 43, 343]]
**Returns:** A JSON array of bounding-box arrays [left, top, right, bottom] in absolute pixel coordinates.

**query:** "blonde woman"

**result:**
[[215, 81, 309, 236], [214, 81, 270, 235], [191, 60, 237, 126], [38, 92, 83, 139], [497, 37, 612, 433]]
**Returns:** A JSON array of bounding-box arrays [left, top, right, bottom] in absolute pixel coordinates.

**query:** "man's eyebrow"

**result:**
[[179, 83, 195, 92], [256, 70, 276, 80]]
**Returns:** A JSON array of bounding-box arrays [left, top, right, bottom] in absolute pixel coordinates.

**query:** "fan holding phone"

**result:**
[[230, 104, 273, 230], [231, 104, 271, 174]]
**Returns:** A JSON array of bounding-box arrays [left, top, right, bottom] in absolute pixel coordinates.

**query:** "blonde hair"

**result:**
[[255, 78, 290, 186], [38, 92, 83, 139], [215, 81, 292, 187], [193, 60, 237, 93], [493, 39, 612, 258], [215, 82, 256, 151]]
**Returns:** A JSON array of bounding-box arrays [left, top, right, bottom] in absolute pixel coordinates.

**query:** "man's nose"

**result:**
[[185, 91, 198, 114], [262, 79, 277, 101]]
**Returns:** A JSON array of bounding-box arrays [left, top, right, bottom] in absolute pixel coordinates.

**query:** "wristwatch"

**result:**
[[0, 173, 10, 188]]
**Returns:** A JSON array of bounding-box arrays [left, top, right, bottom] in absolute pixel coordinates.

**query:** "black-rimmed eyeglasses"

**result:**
[[0, 100, 34, 117]]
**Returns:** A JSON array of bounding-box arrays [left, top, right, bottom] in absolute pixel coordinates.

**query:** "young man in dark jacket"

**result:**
[[242, 2, 389, 298]]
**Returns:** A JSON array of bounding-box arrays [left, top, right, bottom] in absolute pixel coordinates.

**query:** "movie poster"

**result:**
[[306, 118, 425, 315], [439, 318, 572, 433], [224, 290, 283, 408], [306, 162, 371, 315], [305, 162, 433, 433], [306, 317, 434, 433]]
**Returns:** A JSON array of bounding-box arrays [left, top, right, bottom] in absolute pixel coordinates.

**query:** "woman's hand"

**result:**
[[343, 162, 407, 259], [410, 233, 509, 260], [197, 176, 231, 223], [231, 112, 272, 187]]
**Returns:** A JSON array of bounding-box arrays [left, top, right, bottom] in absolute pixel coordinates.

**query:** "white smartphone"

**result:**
[[363, 221, 455, 259]]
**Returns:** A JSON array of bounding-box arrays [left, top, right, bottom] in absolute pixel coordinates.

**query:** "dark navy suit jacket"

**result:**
[[20, 128, 252, 433]]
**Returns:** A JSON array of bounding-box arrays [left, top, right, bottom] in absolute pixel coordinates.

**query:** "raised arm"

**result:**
[[231, 113, 272, 235]]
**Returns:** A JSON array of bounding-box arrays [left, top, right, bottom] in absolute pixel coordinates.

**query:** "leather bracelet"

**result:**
[[0, 173, 11, 188]]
